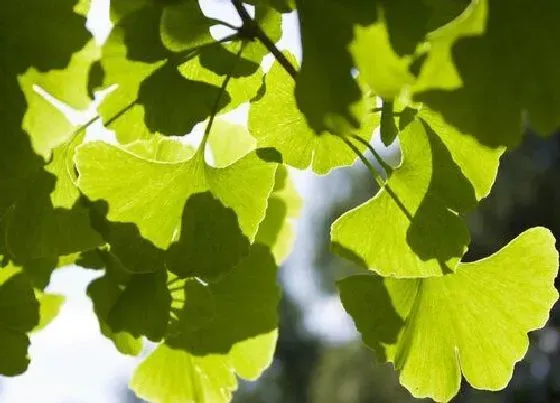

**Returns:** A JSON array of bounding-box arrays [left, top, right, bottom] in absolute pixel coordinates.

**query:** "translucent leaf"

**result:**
[[338, 227, 559, 402], [97, 5, 169, 142], [99, 4, 262, 142], [87, 258, 144, 355], [249, 59, 379, 174], [160, 1, 214, 53], [255, 166, 302, 263], [332, 110, 503, 277], [418, 0, 560, 146], [0, 0, 90, 75], [351, 19, 414, 100], [4, 136, 102, 267], [131, 244, 280, 403], [208, 119, 257, 167], [0, 0, 92, 216], [294, 0, 378, 133], [87, 250, 168, 350], [178, 42, 264, 118], [0, 265, 40, 376], [33, 293, 65, 333], [243, 0, 295, 13], [165, 193, 251, 281], [76, 141, 276, 250]]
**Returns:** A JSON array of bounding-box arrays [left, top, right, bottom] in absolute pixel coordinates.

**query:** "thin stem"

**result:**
[[231, 0, 298, 79], [211, 18, 239, 30], [350, 134, 393, 175], [200, 42, 246, 150], [337, 135, 385, 189]]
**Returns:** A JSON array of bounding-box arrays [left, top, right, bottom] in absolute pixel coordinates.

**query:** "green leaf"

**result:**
[[99, 5, 262, 142], [87, 257, 144, 355], [208, 122, 301, 264], [178, 41, 264, 117], [249, 59, 379, 174], [412, 0, 486, 94], [255, 166, 302, 263], [332, 110, 502, 277], [4, 137, 103, 267], [107, 271, 171, 342], [338, 227, 559, 402], [97, 5, 169, 142], [33, 293, 65, 333], [0, 0, 90, 75], [418, 0, 560, 146], [242, 4, 283, 64], [76, 140, 277, 250], [294, 0, 378, 133], [131, 244, 280, 403], [0, 265, 40, 376], [350, 19, 414, 100], [0, 0, 92, 216], [208, 119, 257, 167], [243, 0, 295, 13], [160, 1, 214, 53], [165, 193, 251, 281]]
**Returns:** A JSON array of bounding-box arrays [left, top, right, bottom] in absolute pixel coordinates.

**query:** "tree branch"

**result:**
[[231, 0, 298, 79]]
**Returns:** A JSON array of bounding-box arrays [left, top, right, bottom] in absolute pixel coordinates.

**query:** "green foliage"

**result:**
[[1, 0, 560, 402], [338, 228, 558, 402]]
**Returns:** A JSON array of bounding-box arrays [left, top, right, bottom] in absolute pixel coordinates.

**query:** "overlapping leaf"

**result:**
[[339, 228, 559, 402], [249, 59, 379, 174], [0, 265, 40, 376], [99, 1, 275, 143], [131, 244, 280, 403], [294, 0, 470, 133], [75, 139, 276, 252], [331, 108, 503, 277], [208, 120, 302, 263], [418, 0, 560, 146]]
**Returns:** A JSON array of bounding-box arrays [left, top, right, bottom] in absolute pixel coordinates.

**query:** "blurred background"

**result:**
[[2, 1, 560, 402]]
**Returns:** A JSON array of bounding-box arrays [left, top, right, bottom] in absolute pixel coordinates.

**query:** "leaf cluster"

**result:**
[[1, 0, 560, 402]]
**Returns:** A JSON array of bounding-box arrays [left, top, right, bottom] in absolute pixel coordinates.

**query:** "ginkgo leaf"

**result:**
[[243, 0, 295, 14], [0, 0, 92, 216], [87, 261, 144, 355], [331, 109, 503, 277], [97, 5, 169, 142], [207, 119, 257, 167], [160, 1, 214, 53], [76, 140, 276, 250], [124, 136, 195, 162], [165, 192, 251, 281], [178, 41, 264, 118], [412, 0, 486, 93], [99, 4, 262, 142], [0, 0, 90, 75], [249, 59, 379, 174], [418, 0, 560, 146], [0, 265, 40, 376], [33, 293, 65, 332], [351, 19, 414, 100], [5, 136, 102, 265], [255, 166, 302, 263], [294, 0, 378, 134], [88, 249, 169, 348], [208, 125, 302, 264], [338, 227, 559, 402], [131, 243, 280, 403]]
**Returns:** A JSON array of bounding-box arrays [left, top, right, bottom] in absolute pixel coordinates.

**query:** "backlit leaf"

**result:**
[[339, 228, 559, 402]]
